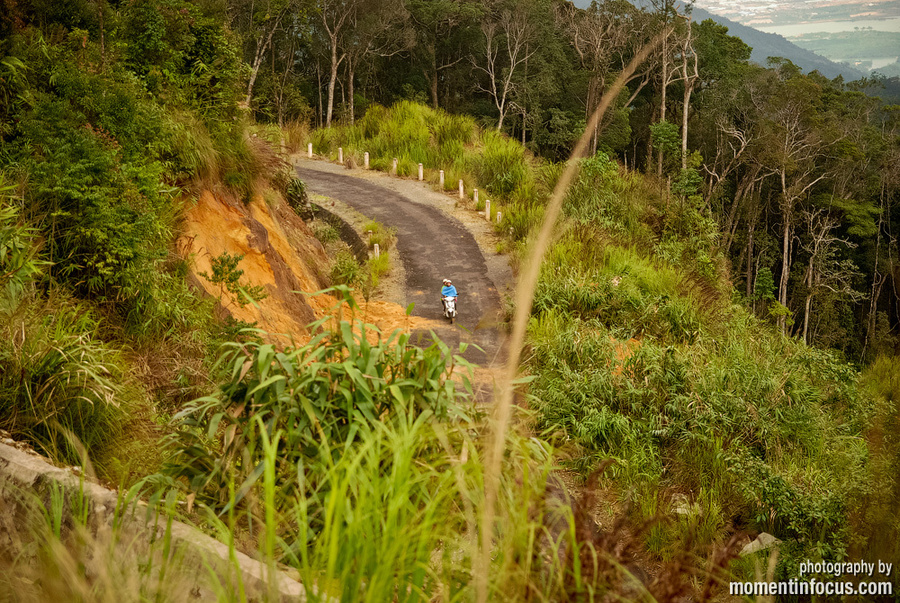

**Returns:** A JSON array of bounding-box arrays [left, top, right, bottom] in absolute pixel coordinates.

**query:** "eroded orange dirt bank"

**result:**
[[177, 189, 429, 344]]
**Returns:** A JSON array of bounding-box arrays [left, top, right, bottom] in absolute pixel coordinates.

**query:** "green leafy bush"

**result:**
[[312, 223, 339, 244], [199, 251, 267, 308], [162, 291, 474, 512], [329, 250, 360, 286]]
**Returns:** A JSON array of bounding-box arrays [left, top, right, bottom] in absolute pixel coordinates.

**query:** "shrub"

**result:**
[[282, 119, 310, 153], [198, 252, 267, 308], [473, 129, 531, 197], [312, 222, 339, 244], [18, 99, 172, 306], [161, 291, 474, 512], [285, 177, 312, 219], [330, 250, 360, 286], [363, 220, 396, 253], [0, 294, 128, 463]]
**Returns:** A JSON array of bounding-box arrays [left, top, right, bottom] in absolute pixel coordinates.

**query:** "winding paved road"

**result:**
[[295, 163, 505, 368]]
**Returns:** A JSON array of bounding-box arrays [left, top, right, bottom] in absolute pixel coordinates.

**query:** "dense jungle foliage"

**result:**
[[1, 0, 900, 600]]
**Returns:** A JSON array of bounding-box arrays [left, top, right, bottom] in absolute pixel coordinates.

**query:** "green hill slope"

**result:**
[[312, 100, 896, 574]]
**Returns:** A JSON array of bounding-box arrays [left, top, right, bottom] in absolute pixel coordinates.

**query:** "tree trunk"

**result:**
[[722, 176, 755, 254], [326, 43, 339, 127], [863, 186, 887, 358], [246, 19, 281, 107], [802, 264, 813, 343], [316, 62, 323, 128], [521, 108, 526, 144], [745, 220, 755, 300], [778, 200, 792, 333], [430, 44, 439, 109], [658, 32, 667, 177], [680, 19, 696, 169], [95, 0, 106, 67], [347, 58, 356, 124], [276, 35, 295, 127], [681, 84, 690, 169]]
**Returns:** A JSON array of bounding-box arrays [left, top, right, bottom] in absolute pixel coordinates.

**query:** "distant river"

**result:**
[[756, 17, 900, 35]]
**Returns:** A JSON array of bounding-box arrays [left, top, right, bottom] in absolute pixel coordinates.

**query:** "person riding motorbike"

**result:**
[[441, 278, 457, 315]]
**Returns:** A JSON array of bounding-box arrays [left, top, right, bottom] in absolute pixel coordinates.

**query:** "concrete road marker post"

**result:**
[[418, 163, 424, 181], [338, 147, 343, 164], [307, 143, 313, 158], [364, 152, 370, 169]]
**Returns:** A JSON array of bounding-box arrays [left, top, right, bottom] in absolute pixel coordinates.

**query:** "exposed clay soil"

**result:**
[[177, 188, 431, 345]]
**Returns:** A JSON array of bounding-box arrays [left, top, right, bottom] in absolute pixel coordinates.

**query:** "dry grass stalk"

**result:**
[[475, 32, 671, 603]]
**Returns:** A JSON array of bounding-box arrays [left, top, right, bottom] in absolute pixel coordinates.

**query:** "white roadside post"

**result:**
[[439, 170, 444, 189], [496, 211, 502, 224], [459, 179, 464, 199], [418, 163, 424, 181], [307, 143, 313, 158], [474, 188, 479, 205], [373, 243, 380, 258], [485, 199, 491, 221], [392, 157, 398, 175], [338, 147, 343, 163], [364, 152, 370, 169]]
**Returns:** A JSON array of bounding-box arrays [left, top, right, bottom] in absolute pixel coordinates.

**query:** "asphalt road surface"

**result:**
[[295, 164, 504, 368]]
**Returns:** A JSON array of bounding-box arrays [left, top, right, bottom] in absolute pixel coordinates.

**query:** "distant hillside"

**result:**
[[570, 0, 867, 81]]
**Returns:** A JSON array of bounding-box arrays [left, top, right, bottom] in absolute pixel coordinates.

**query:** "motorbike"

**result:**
[[442, 296, 457, 324]]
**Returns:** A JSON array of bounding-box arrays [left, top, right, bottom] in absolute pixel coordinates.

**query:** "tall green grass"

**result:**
[[528, 253, 871, 564], [150, 293, 615, 599], [851, 356, 900, 590], [140, 289, 742, 601], [309, 101, 538, 238], [0, 291, 129, 464]]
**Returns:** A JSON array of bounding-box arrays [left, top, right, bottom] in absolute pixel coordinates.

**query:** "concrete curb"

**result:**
[[0, 442, 310, 601]]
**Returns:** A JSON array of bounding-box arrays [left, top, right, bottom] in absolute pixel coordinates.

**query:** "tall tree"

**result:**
[[316, 0, 364, 127], [406, 0, 481, 109], [340, 0, 410, 123], [650, 0, 680, 175], [556, 0, 634, 153], [750, 62, 832, 332], [474, 0, 538, 131], [678, 14, 698, 168], [799, 206, 864, 343], [231, 0, 304, 106]]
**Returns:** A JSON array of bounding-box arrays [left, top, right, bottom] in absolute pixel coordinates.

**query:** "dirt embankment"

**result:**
[[177, 189, 428, 343]]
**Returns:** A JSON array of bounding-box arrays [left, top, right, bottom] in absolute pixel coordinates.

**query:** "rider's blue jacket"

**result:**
[[441, 284, 458, 297]]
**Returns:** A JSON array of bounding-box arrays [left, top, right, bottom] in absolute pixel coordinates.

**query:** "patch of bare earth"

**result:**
[[177, 187, 431, 346]]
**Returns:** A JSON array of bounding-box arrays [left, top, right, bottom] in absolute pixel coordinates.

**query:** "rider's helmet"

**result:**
[[443, 278, 452, 286]]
